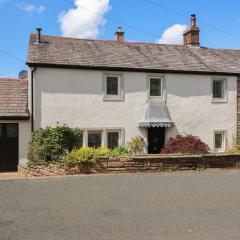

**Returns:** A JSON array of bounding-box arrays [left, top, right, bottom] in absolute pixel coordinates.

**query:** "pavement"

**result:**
[[0, 172, 22, 180], [1, 171, 240, 240]]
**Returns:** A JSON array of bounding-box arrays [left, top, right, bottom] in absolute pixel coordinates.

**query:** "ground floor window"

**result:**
[[107, 131, 119, 149], [88, 131, 102, 148], [214, 130, 225, 152], [82, 129, 123, 148]]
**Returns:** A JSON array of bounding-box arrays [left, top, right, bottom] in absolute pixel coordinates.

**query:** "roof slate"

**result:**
[[0, 78, 29, 119], [27, 34, 240, 75]]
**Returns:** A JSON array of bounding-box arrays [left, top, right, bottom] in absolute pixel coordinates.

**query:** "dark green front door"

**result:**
[[148, 127, 165, 154]]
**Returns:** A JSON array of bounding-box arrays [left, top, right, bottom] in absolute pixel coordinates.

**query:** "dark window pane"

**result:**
[[215, 133, 223, 149], [6, 124, 18, 138], [88, 132, 102, 148], [107, 76, 118, 95], [213, 80, 224, 98], [107, 132, 119, 149], [150, 78, 161, 96]]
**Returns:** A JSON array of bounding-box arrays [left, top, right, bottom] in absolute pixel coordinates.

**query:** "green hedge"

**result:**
[[28, 125, 82, 163]]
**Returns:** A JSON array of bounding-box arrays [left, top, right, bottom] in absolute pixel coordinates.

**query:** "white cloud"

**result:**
[[17, 2, 45, 14], [59, 0, 110, 39], [156, 24, 188, 45]]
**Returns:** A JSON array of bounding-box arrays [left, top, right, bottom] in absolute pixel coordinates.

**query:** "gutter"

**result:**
[[26, 62, 240, 77], [30, 67, 37, 132]]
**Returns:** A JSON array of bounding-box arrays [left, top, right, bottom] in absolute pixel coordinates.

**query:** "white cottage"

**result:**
[[1, 15, 240, 171]]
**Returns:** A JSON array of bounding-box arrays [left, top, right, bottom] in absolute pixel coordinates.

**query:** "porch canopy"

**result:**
[[138, 101, 173, 128]]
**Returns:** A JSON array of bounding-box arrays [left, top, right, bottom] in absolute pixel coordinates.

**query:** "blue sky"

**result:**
[[0, 0, 240, 78]]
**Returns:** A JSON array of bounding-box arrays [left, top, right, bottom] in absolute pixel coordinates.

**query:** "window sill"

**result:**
[[103, 96, 124, 102], [212, 98, 227, 103], [213, 149, 225, 153]]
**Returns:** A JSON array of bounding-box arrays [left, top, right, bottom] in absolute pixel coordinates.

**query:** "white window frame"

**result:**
[[87, 130, 103, 148], [213, 130, 226, 152], [211, 78, 227, 103], [103, 74, 124, 101], [148, 75, 164, 100], [82, 128, 124, 148], [106, 130, 122, 149]]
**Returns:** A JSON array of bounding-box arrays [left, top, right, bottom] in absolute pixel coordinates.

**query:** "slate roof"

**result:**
[[0, 78, 29, 120], [27, 34, 240, 75]]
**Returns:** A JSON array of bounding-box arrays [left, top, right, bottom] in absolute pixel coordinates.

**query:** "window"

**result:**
[[106, 76, 119, 95], [6, 124, 18, 138], [107, 132, 119, 149], [149, 77, 162, 97], [212, 80, 225, 100], [88, 132, 102, 148], [214, 131, 225, 152]]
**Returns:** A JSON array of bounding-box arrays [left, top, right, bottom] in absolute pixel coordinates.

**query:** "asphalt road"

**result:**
[[1, 171, 240, 240]]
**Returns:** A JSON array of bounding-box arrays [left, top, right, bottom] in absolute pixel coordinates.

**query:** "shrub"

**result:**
[[28, 125, 82, 163], [94, 147, 111, 157], [226, 136, 240, 153], [64, 147, 96, 166], [109, 146, 130, 157], [161, 135, 210, 154], [127, 136, 145, 154]]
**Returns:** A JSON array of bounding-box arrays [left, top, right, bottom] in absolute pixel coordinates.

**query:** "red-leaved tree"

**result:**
[[161, 135, 210, 154]]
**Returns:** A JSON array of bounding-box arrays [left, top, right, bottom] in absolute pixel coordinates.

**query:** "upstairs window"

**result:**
[[106, 76, 119, 95], [212, 79, 226, 101], [149, 77, 162, 98], [104, 74, 123, 101]]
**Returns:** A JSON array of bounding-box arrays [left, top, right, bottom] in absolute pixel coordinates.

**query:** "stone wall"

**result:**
[[18, 163, 82, 177], [19, 153, 240, 177]]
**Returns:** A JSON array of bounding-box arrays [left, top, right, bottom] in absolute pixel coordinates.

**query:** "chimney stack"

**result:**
[[115, 27, 125, 42], [183, 14, 200, 47], [36, 27, 42, 44]]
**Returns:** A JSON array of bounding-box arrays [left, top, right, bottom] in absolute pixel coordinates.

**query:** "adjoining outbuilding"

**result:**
[[0, 78, 31, 172]]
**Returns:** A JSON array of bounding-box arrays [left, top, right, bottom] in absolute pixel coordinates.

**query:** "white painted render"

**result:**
[[32, 67, 237, 151], [0, 120, 31, 164]]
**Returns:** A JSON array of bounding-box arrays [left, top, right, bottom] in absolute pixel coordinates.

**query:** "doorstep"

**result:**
[[0, 172, 25, 180]]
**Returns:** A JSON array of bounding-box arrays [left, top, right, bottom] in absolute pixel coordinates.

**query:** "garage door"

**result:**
[[0, 124, 18, 172]]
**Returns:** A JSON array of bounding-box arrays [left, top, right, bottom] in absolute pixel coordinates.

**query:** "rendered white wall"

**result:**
[[33, 68, 237, 151]]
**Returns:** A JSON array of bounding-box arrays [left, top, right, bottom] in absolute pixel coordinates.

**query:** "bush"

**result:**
[[161, 135, 210, 154], [94, 147, 111, 157], [226, 136, 240, 153], [28, 125, 82, 163], [109, 146, 130, 157], [127, 136, 145, 154], [64, 147, 96, 166]]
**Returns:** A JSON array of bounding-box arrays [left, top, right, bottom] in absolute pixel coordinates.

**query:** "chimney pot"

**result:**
[[183, 14, 200, 47], [115, 27, 125, 42], [36, 27, 42, 44], [191, 14, 196, 26]]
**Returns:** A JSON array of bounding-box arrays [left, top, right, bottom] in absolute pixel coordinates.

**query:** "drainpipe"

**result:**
[[30, 67, 37, 132]]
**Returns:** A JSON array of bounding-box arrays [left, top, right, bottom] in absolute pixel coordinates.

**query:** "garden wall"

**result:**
[[18, 153, 240, 177]]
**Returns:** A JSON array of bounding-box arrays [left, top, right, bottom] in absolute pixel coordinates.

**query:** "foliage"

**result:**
[[127, 136, 145, 154], [28, 125, 82, 163], [226, 136, 240, 153], [161, 135, 210, 154], [64, 147, 96, 166], [94, 147, 111, 157], [109, 146, 130, 157]]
